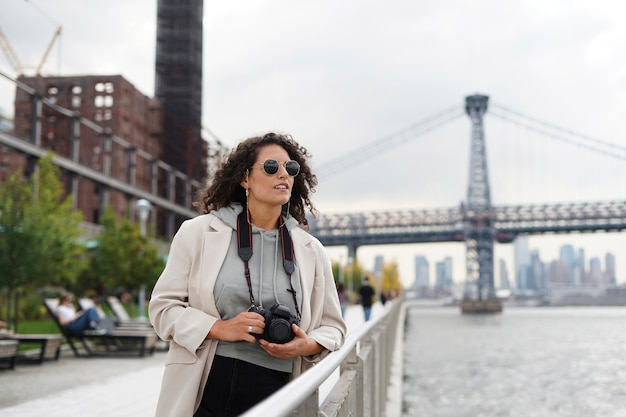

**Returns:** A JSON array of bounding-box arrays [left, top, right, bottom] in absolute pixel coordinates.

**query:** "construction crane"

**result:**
[[0, 26, 24, 75], [35, 25, 62, 75], [0, 24, 62, 76], [0, 0, 62, 76]]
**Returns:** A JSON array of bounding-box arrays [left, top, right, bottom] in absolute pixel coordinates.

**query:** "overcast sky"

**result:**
[[1, 0, 625, 287]]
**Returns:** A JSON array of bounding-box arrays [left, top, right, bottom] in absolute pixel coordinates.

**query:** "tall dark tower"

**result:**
[[155, 0, 206, 186]]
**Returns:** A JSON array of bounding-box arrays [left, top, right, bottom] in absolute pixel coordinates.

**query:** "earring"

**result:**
[[245, 188, 250, 222]]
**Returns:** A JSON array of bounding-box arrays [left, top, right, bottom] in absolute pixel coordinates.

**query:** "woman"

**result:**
[[56, 293, 106, 335], [149, 132, 346, 417]]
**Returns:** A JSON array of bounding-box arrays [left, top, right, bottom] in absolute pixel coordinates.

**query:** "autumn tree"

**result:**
[[381, 260, 403, 295]]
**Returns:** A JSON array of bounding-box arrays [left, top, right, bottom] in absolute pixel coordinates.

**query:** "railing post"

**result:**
[[358, 341, 374, 417], [292, 390, 319, 416]]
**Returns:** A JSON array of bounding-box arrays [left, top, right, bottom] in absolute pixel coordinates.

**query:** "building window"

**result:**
[[95, 82, 114, 94], [71, 85, 82, 108], [94, 95, 114, 108], [47, 85, 59, 104]]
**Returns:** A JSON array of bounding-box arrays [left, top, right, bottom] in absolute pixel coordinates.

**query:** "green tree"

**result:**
[[26, 157, 86, 287], [84, 208, 164, 297], [343, 260, 365, 293], [0, 154, 86, 327]]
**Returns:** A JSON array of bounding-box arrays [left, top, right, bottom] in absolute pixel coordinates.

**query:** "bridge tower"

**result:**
[[461, 94, 501, 313]]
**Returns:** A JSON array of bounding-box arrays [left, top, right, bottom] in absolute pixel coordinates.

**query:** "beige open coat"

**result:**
[[149, 213, 346, 417]]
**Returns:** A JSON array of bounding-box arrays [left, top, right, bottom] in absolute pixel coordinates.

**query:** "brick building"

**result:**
[[10, 74, 163, 224]]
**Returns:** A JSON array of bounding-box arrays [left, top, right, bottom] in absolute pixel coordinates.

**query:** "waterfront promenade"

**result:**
[[0, 303, 387, 417]]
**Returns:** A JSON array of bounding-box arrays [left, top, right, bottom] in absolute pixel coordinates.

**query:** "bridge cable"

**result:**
[[315, 104, 464, 179], [490, 102, 626, 161]]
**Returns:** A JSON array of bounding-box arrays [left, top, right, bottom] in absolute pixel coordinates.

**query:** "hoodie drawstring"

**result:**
[[256, 229, 281, 307]]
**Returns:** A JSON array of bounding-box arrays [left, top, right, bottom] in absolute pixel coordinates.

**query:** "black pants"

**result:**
[[194, 355, 289, 417]]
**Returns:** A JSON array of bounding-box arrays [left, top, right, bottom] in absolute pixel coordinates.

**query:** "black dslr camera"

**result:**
[[249, 304, 299, 344]]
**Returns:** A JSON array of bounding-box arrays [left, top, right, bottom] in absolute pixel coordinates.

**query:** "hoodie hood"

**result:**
[[213, 202, 299, 232]]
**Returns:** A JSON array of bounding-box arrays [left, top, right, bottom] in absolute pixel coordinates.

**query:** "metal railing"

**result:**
[[241, 297, 406, 417]]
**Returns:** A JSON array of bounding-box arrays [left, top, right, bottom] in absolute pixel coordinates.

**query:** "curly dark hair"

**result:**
[[194, 132, 318, 227]]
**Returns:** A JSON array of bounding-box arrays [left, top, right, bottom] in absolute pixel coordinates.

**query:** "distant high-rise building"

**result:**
[[373, 255, 384, 284], [589, 257, 602, 285], [605, 253, 616, 284], [529, 250, 546, 290], [435, 256, 453, 293], [372, 255, 385, 279], [514, 235, 530, 290], [414, 255, 429, 290], [578, 248, 586, 275], [559, 244, 575, 283], [499, 258, 511, 289], [155, 0, 207, 185], [548, 259, 569, 285]]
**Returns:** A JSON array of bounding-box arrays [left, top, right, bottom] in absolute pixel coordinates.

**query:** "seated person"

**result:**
[[56, 293, 106, 335]]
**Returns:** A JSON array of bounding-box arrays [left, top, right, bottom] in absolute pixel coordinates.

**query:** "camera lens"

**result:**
[[268, 319, 292, 344]]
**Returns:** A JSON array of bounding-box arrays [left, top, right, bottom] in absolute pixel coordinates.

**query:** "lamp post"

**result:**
[[347, 256, 354, 292], [135, 198, 152, 321], [338, 255, 344, 285]]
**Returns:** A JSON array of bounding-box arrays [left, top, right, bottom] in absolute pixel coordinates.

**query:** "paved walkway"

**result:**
[[0, 304, 387, 417]]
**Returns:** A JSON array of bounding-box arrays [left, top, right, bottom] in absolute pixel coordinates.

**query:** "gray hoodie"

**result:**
[[212, 203, 302, 372]]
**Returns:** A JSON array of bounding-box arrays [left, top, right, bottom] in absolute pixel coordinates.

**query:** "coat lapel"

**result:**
[[292, 229, 316, 330], [196, 215, 233, 316]]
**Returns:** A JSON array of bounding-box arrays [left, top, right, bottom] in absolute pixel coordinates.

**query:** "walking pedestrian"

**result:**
[[358, 277, 375, 321]]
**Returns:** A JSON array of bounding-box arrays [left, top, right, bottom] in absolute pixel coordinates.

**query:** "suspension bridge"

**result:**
[[308, 94, 626, 312]]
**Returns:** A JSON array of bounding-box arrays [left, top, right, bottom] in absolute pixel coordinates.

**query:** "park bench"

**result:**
[[9, 334, 63, 363], [43, 298, 158, 358], [0, 339, 19, 369]]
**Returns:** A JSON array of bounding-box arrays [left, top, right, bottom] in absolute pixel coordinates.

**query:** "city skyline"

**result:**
[[340, 239, 619, 290]]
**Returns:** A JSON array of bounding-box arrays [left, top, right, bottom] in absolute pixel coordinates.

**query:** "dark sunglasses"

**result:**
[[253, 159, 300, 177]]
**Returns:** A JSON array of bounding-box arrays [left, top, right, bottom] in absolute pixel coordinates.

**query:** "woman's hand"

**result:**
[[207, 311, 266, 343], [259, 324, 323, 359]]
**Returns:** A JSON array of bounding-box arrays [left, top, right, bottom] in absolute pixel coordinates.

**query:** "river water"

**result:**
[[401, 303, 626, 417]]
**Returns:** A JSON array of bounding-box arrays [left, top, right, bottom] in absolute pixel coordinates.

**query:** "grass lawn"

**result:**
[[16, 320, 60, 334], [5, 320, 61, 352]]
